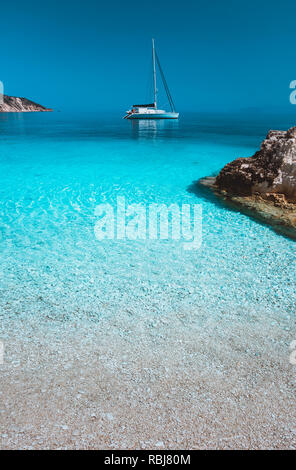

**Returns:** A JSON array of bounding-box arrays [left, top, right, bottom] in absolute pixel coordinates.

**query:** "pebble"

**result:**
[[155, 441, 164, 447]]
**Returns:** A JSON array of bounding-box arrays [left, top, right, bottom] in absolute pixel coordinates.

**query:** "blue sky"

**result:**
[[1, 0, 296, 112]]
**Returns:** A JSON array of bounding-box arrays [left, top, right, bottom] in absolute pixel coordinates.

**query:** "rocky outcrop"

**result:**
[[216, 127, 296, 201], [198, 127, 296, 239], [0, 95, 52, 112]]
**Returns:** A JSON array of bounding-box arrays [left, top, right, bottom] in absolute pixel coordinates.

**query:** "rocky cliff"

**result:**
[[216, 127, 296, 201], [0, 95, 52, 112]]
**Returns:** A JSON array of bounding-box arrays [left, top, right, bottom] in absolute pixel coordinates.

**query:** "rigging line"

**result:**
[[160, 64, 174, 111], [155, 52, 176, 112], [156, 54, 173, 111]]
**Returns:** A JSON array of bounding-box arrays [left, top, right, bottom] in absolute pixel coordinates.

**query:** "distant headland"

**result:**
[[0, 95, 52, 112]]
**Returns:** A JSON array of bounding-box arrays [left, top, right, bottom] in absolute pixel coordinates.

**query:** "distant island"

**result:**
[[0, 94, 52, 112], [199, 127, 296, 239]]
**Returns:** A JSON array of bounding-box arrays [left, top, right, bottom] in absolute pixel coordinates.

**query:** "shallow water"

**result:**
[[0, 112, 295, 325], [1, 111, 295, 449]]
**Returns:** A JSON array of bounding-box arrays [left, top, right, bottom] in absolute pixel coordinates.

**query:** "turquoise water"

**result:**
[[0, 112, 295, 326]]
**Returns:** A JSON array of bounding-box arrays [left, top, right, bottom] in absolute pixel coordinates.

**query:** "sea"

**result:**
[[1, 110, 295, 449], [0, 111, 295, 324]]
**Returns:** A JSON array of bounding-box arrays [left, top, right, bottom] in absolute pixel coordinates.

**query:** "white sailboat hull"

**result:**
[[126, 112, 179, 120]]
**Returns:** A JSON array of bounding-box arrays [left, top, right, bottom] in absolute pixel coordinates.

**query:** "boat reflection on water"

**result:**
[[131, 118, 179, 140]]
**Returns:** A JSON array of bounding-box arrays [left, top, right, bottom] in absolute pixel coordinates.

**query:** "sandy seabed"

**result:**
[[0, 304, 295, 450]]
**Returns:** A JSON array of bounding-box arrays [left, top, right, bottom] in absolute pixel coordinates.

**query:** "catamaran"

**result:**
[[124, 39, 179, 120]]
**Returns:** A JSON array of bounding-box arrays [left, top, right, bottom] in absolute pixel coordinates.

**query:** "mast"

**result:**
[[152, 38, 157, 109]]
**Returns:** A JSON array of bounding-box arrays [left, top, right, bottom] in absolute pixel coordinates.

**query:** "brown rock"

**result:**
[[216, 127, 296, 201]]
